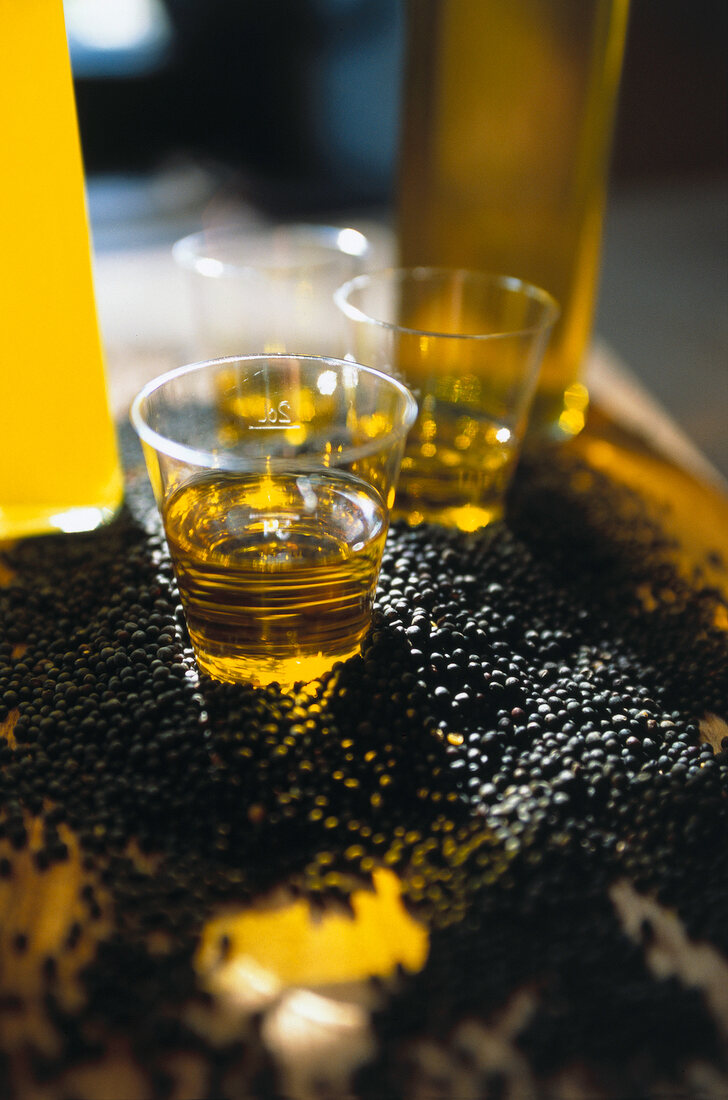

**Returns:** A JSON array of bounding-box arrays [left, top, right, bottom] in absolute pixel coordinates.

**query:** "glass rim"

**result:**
[[129, 353, 418, 473], [334, 266, 560, 340], [172, 223, 371, 279]]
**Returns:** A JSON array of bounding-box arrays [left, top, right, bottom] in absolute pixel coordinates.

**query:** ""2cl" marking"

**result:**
[[249, 400, 300, 430]]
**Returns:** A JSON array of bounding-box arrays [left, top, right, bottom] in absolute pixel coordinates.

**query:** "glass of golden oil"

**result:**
[[335, 268, 558, 533], [130, 355, 417, 689]]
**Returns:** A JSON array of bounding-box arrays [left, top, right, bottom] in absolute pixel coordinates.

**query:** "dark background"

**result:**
[[72, 0, 727, 200]]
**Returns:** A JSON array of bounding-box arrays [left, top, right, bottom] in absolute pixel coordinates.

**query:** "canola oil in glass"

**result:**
[[163, 470, 388, 687], [395, 407, 517, 533]]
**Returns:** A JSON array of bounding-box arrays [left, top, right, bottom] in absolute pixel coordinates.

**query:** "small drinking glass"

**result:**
[[130, 355, 417, 688], [335, 268, 558, 532], [173, 223, 371, 360]]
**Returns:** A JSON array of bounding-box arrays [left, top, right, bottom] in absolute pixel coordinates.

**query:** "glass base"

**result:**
[[193, 640, 364, 691], [393, 498, 504, 533]]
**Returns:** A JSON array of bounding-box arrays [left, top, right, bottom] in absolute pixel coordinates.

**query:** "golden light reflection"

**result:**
[[558, 406, 586, 437], [714, 605, 728, 631], [298, 390, 316, 423], [449, 503, 501, 533], [358, 412, 391, 440], [576, 432, 728, 598], [0, 814, 112, 1054], [196, 867, 429, 993], [421, 417, 437, 441], [564, 381, 590, 411], [235, 473, 287, 512], [284, 425, 306, 446]]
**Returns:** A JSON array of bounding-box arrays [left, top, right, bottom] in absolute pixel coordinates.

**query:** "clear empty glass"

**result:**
[[335, 268, 558, 532], [130, 354, 417, 689], [173, 223, 371, 360]]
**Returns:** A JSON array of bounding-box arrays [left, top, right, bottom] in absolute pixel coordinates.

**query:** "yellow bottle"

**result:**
[[0, 0, 123, 538], [398, 0, 630, 443]]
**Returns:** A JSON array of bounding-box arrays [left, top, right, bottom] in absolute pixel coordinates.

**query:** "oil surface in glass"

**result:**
[[163, 470, 387, 687]]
